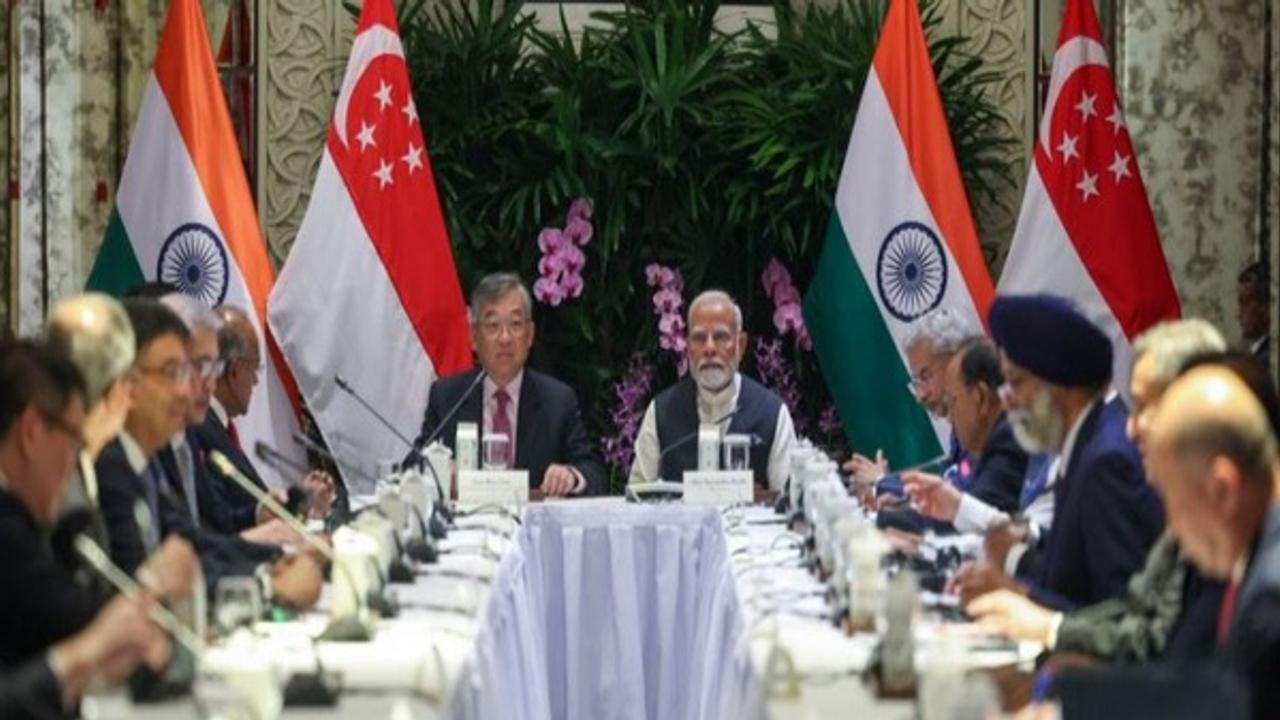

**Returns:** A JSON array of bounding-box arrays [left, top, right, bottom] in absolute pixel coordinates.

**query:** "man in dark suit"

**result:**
[[407, 272, 605, 496], [1045, 363, 1280, 720], [194, 303, 334, 530], [969, 320, 1230, 665], [96, 299, 322, 607], [901, 337, 1030, 529], [949, 294, 1164, 611]]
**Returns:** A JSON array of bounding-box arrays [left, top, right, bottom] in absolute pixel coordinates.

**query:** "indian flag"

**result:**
[[803, 0, 994, 466], [85, 0, 302, 485]]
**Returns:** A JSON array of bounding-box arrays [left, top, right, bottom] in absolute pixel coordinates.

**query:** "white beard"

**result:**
[[1008, 386, 1066, 454]]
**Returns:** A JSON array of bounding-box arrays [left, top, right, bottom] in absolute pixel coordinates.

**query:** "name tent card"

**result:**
[[682, 470, 752, 506], [457, 470, 529, 506]]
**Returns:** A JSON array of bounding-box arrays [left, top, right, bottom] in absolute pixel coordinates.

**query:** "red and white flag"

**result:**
[[268, 0, 472, 476], [998, 0, 1179, 390]]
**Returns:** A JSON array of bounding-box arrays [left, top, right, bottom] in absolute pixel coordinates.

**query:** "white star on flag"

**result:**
[[373, 158, 394, 188], [1108, 151, 1132, 183], [1076, 169, 1099, 201], [1075, 91, 1097, 121], [401, 100, 418, 125], [1057, 132, 1080, 163], [1106, 105, 1125, 135], [374, 80, 394, 111], [356, 121, 377, 151], [401, 143, 424, 174]]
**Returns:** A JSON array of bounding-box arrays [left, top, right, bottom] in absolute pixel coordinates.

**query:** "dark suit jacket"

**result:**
[[0, 489, 106, 667], [408, 368, 606, 495], [0, 657, 67, 720], [191, 410, 264, 531], [95, 438, 274, 592], [963, 414, 1028, 514], [1057, 505, 1280, 720], [156, 428, 244, 535], [1030, 398, 1165, 611]]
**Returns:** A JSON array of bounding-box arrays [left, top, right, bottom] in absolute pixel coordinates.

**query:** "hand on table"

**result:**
[[302, 470, 336, 518], [138, 536, 199, 601], [52, 594, 171, 701], [540, 464, 580, 497], [946, 560, 1024, 606], [842, 450, 887, 490], [984, 520, 1030, 569], [966, 589, 1061, 647], [241, 517, 303, 547], [902, 471, 962, 521], [271, 552, 324, 609]]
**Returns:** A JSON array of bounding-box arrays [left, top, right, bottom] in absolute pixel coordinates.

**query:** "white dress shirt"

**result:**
[[628, 373, 797, 492]]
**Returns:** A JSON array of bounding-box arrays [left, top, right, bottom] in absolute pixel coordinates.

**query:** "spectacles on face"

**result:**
[[137, 359, 193, 385], [40, 413, 86, 455], [688, 329, 736, 348], [477, 317, 529, 339], [192, 356, 227, 382]]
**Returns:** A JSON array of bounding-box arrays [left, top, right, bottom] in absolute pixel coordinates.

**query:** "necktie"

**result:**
[[1217, 578, 1240, 646], [1020, 456, 1054, 509], [140, 462, 164, 549], [493, 388, 513, 467], [175, 441, 200, 528], [227, 419, 242, 452]]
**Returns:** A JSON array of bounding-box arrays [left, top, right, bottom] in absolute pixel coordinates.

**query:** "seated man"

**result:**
[[902, 337, 1030, 529], [967, 320, 1229, 664], [195, 304, 332, 530], [949, 294, 1163, 610], [1237, 260, 1270, 370], [844, 308, 977, 498], [629, 290, 796, 495], [0, 340, 180, 677], [160, 294, 328, 542], [407, 272, 605, 497], [1044, 364, 1280, 720], [96, 299, 322, 608]]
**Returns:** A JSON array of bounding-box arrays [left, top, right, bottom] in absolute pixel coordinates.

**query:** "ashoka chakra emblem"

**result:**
[[875, 221, 948, 323], [157, 223, 230, 305]]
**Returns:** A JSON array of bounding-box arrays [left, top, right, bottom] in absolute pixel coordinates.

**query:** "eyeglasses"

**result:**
[[192, 357, 227, 381], [137, 360, 193, 385], [41, 413, 86, 455], [688, 329, 736, 347], [477, 317, 529, 339]]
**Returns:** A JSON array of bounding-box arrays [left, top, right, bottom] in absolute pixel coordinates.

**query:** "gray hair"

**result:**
[[160, 292, 224, 337], [905, 307, 975, 355], [214, 305, 252, 366], [1132, 318, 1227, 387], [44, 292, 136, 404], [469, 272, 532, 323], [687, 290, 743, 332]]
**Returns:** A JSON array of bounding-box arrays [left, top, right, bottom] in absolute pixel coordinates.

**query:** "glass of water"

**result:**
[[482, 433, 511, 470], [722, 433, 751, 471]]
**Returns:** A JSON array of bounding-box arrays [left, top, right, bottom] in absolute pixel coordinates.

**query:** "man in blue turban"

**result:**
[[950, 294, 1165, 611]]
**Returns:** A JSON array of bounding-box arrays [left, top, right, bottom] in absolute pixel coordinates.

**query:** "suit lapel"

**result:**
[[515, 372, 540, 467]]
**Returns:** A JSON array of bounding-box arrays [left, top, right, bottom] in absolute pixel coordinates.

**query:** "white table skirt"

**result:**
[[448, 500, 751, 720]]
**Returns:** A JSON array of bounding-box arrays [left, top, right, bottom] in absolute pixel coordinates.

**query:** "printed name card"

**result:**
[[457, 470, 529, 506], [682, 470, 753, 506]]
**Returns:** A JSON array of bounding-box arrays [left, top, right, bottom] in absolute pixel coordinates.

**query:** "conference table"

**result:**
[[83, 498, 1040, 720]]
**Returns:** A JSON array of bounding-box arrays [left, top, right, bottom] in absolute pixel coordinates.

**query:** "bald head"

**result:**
[[1149, 366, 1279, 578], [213, 305, 261, 418], [45, 293, 135, 404]]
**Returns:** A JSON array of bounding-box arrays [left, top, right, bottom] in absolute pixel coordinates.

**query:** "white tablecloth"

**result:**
[[449, 500, 748, 720]]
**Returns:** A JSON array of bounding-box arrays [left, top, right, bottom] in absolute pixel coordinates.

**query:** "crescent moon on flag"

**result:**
[[332, 25, 405, 148], [1038, 36, 1110, 154]]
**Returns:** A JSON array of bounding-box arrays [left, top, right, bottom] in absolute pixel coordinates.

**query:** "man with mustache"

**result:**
[[629, 290, 797, 495], [949, 294, 1164, 610]]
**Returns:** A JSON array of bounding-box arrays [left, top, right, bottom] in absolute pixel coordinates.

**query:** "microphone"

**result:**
[[655, 405, 742, 475], [73, 535, 205, 659], [252, 441, 337, 522], [402, 369, 488, 526], [334, 375, 418, 449]]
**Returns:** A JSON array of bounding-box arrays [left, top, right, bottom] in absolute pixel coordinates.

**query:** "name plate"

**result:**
[[682, 470, 753, 506], [457, 470, 529, 506]]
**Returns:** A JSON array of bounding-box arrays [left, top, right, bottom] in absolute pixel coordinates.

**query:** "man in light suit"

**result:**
[[407, 273, 605, 496]]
